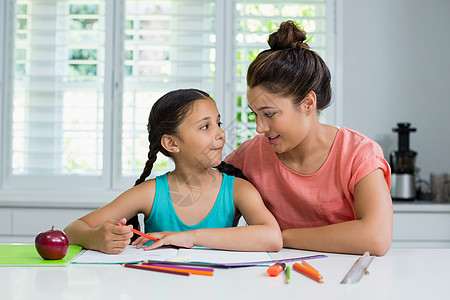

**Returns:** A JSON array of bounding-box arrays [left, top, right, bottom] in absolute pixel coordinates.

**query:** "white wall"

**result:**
[[339, 0, 450, 181]]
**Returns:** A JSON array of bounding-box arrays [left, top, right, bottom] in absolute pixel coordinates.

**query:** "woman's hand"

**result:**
[[132, 231, 196, 250]]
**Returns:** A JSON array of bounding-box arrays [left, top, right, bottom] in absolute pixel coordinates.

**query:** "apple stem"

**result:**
[[51, 226, 54, 231]]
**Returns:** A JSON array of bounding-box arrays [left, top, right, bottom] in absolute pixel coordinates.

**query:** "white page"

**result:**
[[268, 248, 325, 261], [178, 248, 272, 264], [73, 245, 272, 265], [73, 246, 178, 264]]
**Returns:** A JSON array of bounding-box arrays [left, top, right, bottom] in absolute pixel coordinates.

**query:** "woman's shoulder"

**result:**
[[333, 127, 387, 173], [337, 127, 370, 141], [225, 134, 267, 164], [336, 127, 382, 152]]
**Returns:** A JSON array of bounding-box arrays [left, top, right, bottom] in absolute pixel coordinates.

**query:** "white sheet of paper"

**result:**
[[73, 245, 272, 264], [73, 246, 178, 264], [179, 248, 272, 264]]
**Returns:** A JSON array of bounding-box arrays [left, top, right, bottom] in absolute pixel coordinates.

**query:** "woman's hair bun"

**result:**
[[267, 20, 309, 50]]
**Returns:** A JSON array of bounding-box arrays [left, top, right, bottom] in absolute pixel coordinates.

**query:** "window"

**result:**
[[232, 1, 330, 148], [3, 1, 108, 190], [120, 1, 216, 179], [0, 0, 333, 199]]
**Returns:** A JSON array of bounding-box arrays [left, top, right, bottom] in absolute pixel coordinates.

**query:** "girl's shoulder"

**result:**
[[232, 177, 259, 197], [128, 177, 157, 195], [110, 177, 158, 219]]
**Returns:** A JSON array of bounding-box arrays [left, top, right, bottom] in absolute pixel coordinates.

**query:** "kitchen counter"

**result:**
[[393, 201, 450, 212]]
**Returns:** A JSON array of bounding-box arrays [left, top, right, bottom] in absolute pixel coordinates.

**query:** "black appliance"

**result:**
[[390, 123, 417, 201]]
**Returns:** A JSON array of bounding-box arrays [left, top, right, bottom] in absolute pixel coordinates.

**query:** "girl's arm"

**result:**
[[282, 169, 393, 256], [139, 178, 283, 252], [64, 180, 155, 254]]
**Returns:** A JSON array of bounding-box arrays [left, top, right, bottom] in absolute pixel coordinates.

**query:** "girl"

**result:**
[[64, 89, 282, 254], [225, 21, 393, 256]]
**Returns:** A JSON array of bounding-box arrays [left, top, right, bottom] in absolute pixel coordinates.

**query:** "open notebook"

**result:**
[[73, 245, 327, 267]]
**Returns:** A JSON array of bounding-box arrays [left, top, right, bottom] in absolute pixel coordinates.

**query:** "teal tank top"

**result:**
[[144, 172, 235, 233]]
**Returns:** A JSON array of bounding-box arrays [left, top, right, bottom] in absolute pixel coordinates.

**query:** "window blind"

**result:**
[[121, 0, 216, 177], [11, 0, 106, 177]]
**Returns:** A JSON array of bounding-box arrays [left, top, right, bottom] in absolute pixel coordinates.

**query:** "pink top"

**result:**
[[225, 127, 391, 231]]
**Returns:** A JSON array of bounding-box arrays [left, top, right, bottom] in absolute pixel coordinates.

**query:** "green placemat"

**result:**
[[0, 244, 83, 267]]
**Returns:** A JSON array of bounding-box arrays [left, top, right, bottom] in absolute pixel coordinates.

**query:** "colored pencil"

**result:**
[[293, 263, 324, 283], [286, 266, 290, 284], [123, 263, 189, 276], [142, 263, 214, 273], [301, 260, 320, 274], [139, 264, 213, 276], [116, 222, 158, 242]]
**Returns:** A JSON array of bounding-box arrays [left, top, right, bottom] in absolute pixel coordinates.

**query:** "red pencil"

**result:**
[[293, 262, 324, 283], [116, 222, 158, 242], [123, 264, 190, 276]]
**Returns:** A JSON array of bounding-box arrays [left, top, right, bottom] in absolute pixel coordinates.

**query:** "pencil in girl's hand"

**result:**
[[116, 222, 159, 242]]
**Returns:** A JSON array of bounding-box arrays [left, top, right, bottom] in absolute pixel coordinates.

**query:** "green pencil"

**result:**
[[286, 266, 290, 284]]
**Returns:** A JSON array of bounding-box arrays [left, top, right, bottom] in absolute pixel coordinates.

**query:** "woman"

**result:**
[[226, 21, 392, 256]]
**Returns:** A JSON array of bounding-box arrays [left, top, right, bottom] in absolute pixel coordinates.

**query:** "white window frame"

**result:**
[[0, 0, 6, 190], [0, 0, 338, 207]]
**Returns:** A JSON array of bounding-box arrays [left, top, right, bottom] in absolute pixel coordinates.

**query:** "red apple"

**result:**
[[35, 226, 69, 260]]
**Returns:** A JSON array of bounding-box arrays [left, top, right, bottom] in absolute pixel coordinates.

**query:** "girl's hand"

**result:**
[[134, 231, 196, 250], [93, 218, 134, 254], [131, 235, 151, 249]]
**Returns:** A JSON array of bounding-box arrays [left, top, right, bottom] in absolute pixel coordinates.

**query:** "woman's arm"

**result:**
[[282, 169, 393, 256], [64, 180, 155, 254], [139, 178, 283, 252]]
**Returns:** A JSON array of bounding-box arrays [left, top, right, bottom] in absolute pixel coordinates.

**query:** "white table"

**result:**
[[1, 248, 449, 300]]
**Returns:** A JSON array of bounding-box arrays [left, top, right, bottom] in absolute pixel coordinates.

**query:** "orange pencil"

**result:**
[[138, 264, 213, 276], [123, 264, 189, 276], [302, 260, 321, 275], [293, 262, 324, 283], [116, 223, 159, 242]]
